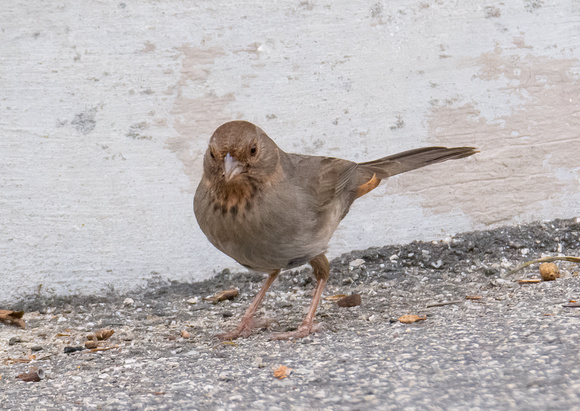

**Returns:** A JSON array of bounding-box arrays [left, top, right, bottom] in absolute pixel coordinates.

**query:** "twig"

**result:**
[[426, 300, 463, 308], [89, 345, 119, 353], [507, 256, 580, 276]]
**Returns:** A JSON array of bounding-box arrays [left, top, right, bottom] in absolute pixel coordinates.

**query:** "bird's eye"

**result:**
[[210, 149, 215, 159], [250, 144, 257, 156]]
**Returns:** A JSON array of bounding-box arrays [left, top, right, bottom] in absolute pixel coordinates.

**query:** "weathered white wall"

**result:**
[[1, 1, 579, 303]]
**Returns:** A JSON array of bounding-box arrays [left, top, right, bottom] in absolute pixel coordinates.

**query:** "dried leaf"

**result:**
[[398, 315, 427, 324], [518, 278, 541, 284], [273, 365, 292, 379], [95, 329, 115, 340], [0, 310, 25, 329], [465, 295, 482, 300], [16, 368, 44, 382], [337, 294, 362, 308], [204, 289, 239, 303], [323, 294, 348, 301]]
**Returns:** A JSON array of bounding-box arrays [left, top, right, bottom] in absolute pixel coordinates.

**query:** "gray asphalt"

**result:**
[[1, 218, 579, 410]]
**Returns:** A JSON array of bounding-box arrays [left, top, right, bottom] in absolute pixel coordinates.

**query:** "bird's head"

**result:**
[[203, 121, 281, 188]]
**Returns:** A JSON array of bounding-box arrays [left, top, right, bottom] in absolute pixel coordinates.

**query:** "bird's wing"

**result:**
[[309, 157, 361, 209]]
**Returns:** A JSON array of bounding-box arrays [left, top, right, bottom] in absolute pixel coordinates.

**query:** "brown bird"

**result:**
[[194, 121, 476, 340]]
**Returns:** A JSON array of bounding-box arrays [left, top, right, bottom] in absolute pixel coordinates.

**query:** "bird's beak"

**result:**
[[223, 152, 243, 182]]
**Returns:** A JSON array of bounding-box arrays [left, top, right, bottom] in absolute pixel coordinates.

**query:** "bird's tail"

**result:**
[[353, 146, 477, 198], [358, 146, 478, 179]]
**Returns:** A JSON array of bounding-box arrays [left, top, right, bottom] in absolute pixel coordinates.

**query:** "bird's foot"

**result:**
[[216, 317, 276, 341], [269, 322, 321, 341]]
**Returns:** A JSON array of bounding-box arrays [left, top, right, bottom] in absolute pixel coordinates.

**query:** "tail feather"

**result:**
[[358, 146, 477, 179]]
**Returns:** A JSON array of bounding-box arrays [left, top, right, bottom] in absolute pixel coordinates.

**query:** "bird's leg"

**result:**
[[270, 254, 329, 340], [216, 269, 279, 341]]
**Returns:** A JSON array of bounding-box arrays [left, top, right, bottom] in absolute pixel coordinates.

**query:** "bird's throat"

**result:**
[[210, 179, 257, 217]]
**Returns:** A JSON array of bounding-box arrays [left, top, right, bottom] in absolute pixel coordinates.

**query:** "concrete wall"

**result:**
[[2, 1, 579, 303]]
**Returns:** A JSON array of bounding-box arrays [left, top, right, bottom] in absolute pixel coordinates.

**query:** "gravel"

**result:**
[[1, 218, 579, 410]]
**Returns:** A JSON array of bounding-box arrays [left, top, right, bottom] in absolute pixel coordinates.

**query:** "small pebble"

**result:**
[[123, 298, 135, 306], [255, 357, 265, 368], [9, 336, 21, 346], [64, 346, 84, 354], [431, 260, 443, 269], [349, 258, 365, 268], [30, 345, 43, 352]]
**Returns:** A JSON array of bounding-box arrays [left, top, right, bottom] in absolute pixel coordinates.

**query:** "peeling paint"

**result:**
[[404, 47, 580, 225], [166, 46, 238, 193]]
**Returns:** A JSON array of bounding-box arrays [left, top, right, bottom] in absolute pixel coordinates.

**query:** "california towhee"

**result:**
[[194, 121, 476, 340]]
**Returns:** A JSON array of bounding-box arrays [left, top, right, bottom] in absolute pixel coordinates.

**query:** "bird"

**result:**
[[194, 120, 477, 340]]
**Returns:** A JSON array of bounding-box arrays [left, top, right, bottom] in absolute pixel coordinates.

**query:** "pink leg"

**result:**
[[270, 254, 329, 340], [216, 270, 279, 341]]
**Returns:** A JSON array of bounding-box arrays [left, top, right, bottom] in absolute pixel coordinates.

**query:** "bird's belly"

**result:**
[[206, 209, 327, 272]]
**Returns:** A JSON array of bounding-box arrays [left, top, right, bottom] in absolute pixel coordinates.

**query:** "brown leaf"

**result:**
[[398, 315, 427, 324], [273, 365, 292, 379], [94, 329, 115, 340], [16, 368, 44, 382], [337, 294, 362, 308], [518, 278, 541, 284], [0, 310, 25, 329], [204, 289, 239, 303], [323, 294, 348, 301]]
